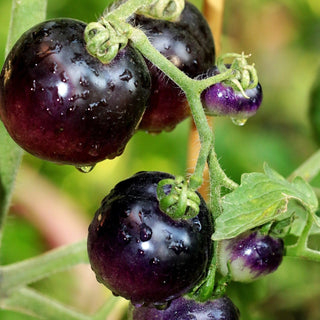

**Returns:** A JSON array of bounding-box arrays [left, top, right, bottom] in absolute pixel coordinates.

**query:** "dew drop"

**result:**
[[75, 165, 96, 173], [150, 257, 160, 265], [168, 240, 186, 254], [79, 77, 89, 87], [118, 228, 132, 243], [186, 45, 191, 53], [140, 223, 152, 241], [138, 249, 145, 256], [119, 69, 133, 81], [108, 81, 115, 91], [154, 302, 170, 310], [231, 118, 248, 126]]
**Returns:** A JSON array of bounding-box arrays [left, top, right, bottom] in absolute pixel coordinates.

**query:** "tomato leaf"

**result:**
[[212, 163, 319, 240]]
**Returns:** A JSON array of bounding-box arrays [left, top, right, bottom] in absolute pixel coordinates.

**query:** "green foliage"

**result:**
[[213, 164, 318, 240]]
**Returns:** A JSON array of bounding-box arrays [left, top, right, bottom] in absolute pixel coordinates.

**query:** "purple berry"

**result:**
[[0, 19, 150, 166], [129, 296, 240, 320], [87, 171, 213, 306], [129, 2, 215, 133], [200, 66, 262, 121], [217, 231, 284, 282]]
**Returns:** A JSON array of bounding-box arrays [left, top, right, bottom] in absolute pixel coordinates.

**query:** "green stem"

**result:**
[[1, 287, 90, 320], [129, 26, 234, 190], [194, 241, 218, 301], [286, 213, 320, 262], [207, 147, 238, 217], [287, 149, 320, 182], [0, 0, 47, 250], [106, 0, 154, 21], [0, 239, 88, 296]]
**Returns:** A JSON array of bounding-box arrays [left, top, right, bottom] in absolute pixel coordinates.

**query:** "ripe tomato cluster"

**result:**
[[0, 1, 275, 319], [0, 2, 262, 168], [0, 2, 215, 166]]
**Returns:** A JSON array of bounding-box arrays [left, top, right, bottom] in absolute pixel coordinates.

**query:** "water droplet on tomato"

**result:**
[[231, 118, 248, 126], [140, 223, 152, 241], [119, 69, 133, 81], [75, 165, 96, 173]]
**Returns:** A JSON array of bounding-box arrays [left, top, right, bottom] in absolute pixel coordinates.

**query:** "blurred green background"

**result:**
[[0, 0, 320, 319]]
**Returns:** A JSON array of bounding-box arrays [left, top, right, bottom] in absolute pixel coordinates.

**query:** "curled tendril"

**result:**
[[157, 176, 201, 220], [137, 0, 185, 21], [84, 17, 130, 64], [217, 52, 259, 99]]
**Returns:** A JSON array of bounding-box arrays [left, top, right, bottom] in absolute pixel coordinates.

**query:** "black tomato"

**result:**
[[129, 2, 216, 133], [129, 296, 240, 320], [0, 19, 151, 166], [87, 171, 214, 306]]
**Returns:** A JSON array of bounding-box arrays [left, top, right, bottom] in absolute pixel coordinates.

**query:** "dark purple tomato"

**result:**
[[217, 231, 284, 282], [0, 19, 150, 166], [129, 2, 215, 133], [200, 66, 262, 122], [87, 171, 213, 306], [129, 296, 240, 320]]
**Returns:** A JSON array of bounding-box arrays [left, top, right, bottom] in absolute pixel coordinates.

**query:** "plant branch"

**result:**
[[0, 287, 90, 320], [129, 25, 234, 190], [286, 213, 320, 262], [0, 239, 88, 296]]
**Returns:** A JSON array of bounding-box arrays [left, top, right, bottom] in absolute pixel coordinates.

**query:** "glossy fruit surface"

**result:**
[[129, 2, 215, 133], [0, 18, 150, 166], [200, 66, 262, 120], [217, 231, 284, 282], [129, 296, 240, 320], [87, 171, 213, 306]]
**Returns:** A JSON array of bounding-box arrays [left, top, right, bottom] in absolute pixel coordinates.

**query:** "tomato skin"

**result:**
[[0, 18, 150, 166]]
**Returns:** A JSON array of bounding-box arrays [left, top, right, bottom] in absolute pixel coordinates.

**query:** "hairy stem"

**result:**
[[129, 25, 234, 190]]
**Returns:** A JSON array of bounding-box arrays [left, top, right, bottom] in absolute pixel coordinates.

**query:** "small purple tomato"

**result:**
[[217, 231, 284, 282], [200, 66, 262, 121], [129, 296, 240, 320]]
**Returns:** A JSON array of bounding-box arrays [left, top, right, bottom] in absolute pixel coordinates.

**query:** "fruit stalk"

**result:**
[[129, 25, 234, 190], [0, 239, 88, 295]]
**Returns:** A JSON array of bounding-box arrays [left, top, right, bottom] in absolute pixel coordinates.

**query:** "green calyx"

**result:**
[[157, 176, 201, 220], [84, 0, 185, 65], [84, 17, 130, 64], [137, 0, 185, 21], [217, 52, 259, 98]]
